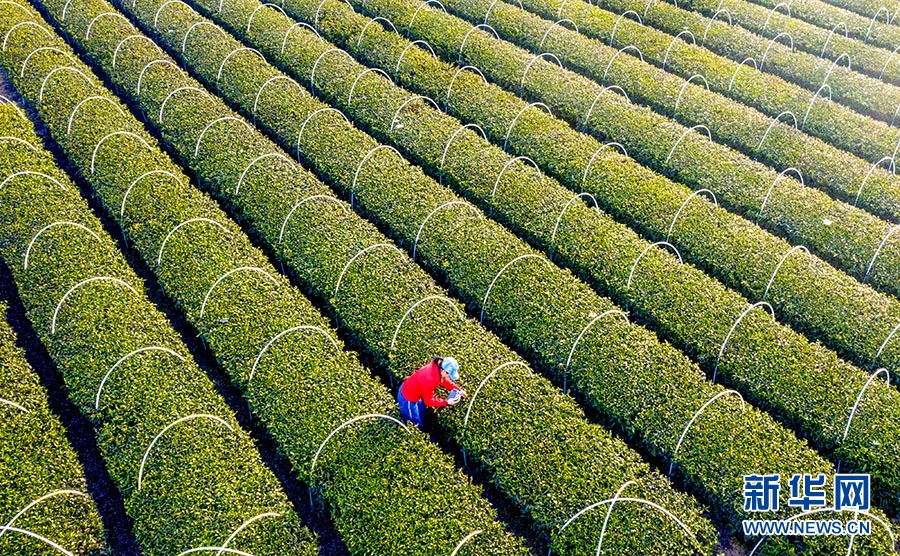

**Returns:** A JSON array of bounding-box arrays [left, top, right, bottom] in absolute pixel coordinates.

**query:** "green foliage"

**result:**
[[0, 299, 107, 555]]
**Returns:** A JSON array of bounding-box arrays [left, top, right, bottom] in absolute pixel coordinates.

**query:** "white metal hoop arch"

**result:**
[[90, 131, 152, 175], [503, 102, 553, 151], [702, 11, 731, 45], [480, 254, 552, 323], [23, 221, 102, 271], [216, 512, 281, 556], [841, 368, 890, 460], [762, 245, 811, 300], [20, 47, 77, 78], [759, 32, 794, 71], [51, 276, 139, 334], [439, 123, 488, 185], [314, 0, 355, 31], [880, 45, 900, 79], [199, 267, 279, 319], [712, 301, 775, 383], [0, 490, 88, 543], [0, 171, 66, 191], [181, 21, 228, 54], [395, 40, 437, 76], [665, 125, 712, 164], [666, 188, 717, 243], [391, 95, 439, 131], [356, 17, 398, 50], [594, 481, 637, 556], [458, 24, 500, 64], [194, 117, 254, 158], [445, 65, 488, 108], [625, 241, 683, 290], [0, 0, 29, 19], [136, 59, 184, 97], [672, 74, 709, 118], [892, 103, 900, 128], [178, 548, 255, 556], [249, 325, 340, 383], [549, 193, 600, 260], [309, 414, 409, 496], [602, 45, 644, 80], [112, 36, 162, 74], [0, 94, 26, 120], [38, 66, 93, 106], [863, 224, 900, 283], [279, 195, 347, 242], [154, 0, 190, 27], [491, 156, 542, 215], [216, 47, 266, 86], [66, 96, 125, 136], [582, 87, 630, 129], [519, 53, 562, 93], [0, 397, 28, 413], [253, 76, 302, 123], [236, 152, 295, 195], [159, 86, 213, 123], [3, 21, 52, 52], [463, 361, 530, 434], [866, 7, 890, 43], [820, 22, 849, 60], [757, 110, 798, 150], [407, 0, 447, 37], [450, 530, 483, 556], [413, 201, 482, 260], [758, 167, 803, 221], [122, 171, 184, 220], [350, 145, 403, 206], [95, 346, 185, 409], [0, 136, 37, 152], [157, 218, 231, 268], [728, 57, 758, 92], [390, 295, 465, 351], [759, 2, 791, 38], [874, 322, 900, 368], [334, 243, 405, 296], [821, 53, 852, 88], [296, 108, 349, 158], [800, 84, 831, 130], [282, 22, 320, 54], [483, 0, 521, 24], [246, 3, 287, 34], [582, 142, 629, 192], [609, 10, 643, 47], [138, 414, 234, 490], [564, 309, 629, 391], [0, 526, 74, 555], [855, 156, 895, 207], [347, 67, 394, 105], [538, 19, 579, 50], [84, 12, 128, 41], [662, 30, 696, 70], [669, 389, 744, 476]]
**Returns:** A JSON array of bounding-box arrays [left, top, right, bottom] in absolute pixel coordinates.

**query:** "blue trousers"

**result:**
[[397, 390, 426, 431]]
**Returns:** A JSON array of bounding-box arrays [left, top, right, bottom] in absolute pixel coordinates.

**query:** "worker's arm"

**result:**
[[422, 392, 448, 408], [440, 376, 466, 398]]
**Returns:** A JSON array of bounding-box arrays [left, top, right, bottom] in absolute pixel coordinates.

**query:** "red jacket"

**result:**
[[400, 361, 458, 407]]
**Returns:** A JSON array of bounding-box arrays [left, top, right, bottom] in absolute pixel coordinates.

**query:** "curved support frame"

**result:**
[[347, 67, 394, 105], [841, 369, 890, 449], [854, 156, 895, 208], [669, 390, 745, 476], [665, 125, 711, 164], [602, 45, 644, 80], [609, 10, 642, 47], [0, 171, 66, 191], [564, 309, 629, 391], [313, 0, 354, 31], [153, 0, 189, 28], [157, 218, 230, 268], [390, 295, 465, 351], [483, 0, 522, 24], [458, 24, 499, 64], [390, 95, 439, 130], [249, 325, 340, 383], [194, 117, 254, 158], [295, 107, 349, 158], [181, 22, 227, 55], [490, 156, 541, 215], [349, 145, 403, 206], [663, 30, 696, 70], [863, 224, 900, 284], [51, 276, 139, 334], [874, 322, 900, 368], [279, 194, 348, 242], [712, 301, 775, 383], [137, 414, 234, 490], [0, 94, 26, 120], [66, 96, 125, 136], [90, 131, 152, 175], [549, 193, 600, 260], [821, 53, 852, 88], [20, 47, 77, 78], [3, 21, 52, 52], [122, 170, 184, 220], [0, 136, 37, 152], [480, 254, 552, 323], [439, 123, 487, 185], [215, 47, 265, 86], [762, 245, 811, 300], [395, 40, 436, 76], [759, 2, 791, 38], [595, 481, 637, 555], [757, 111, 798, 149], [503, 102, 553, 151], [357, 17, 398, 49], [463, 361, 530, 436], [582, 87, 630, 129], [216, 512, 281, 556], [38, 66, 93, 105], [820, 22, 849, 60], [407, 0, 447, 37], [444, 65, 488, 108], [759, 32, 794, 71], [728, 57, 758, 92], [666, 189, 717, 242], [84, 12, 128, 40], [309, 48, 354, 97], [245, 3, 287, 34], [0, 526, 74, 555], [252, 76, 302, 123], [136, 59, 183, 97], [880, 45, 900, 79], [0, 397, 28, 413], [178, 548, 254, 556], [865, 7, 890, 43], [281, 22, 320, 54], [0, 490, 88, 543], [235, 152, 295, 195], [115, 38, 161, 72], [24, 221, 102, 270], [701, 11, 731, 45], [519, 52, 562, 94], [625, 241, 683, 291], [199, 266, 279, 319], [159, 86, 213, 123], [95, 346, 185, 409], [672, 74, 709, 117], [581, 141, 628, 192], [800, 84, 832, 130], [450, 530, 483, 556], [538, 19, 579, 50], [758, 167, 803, 220], [413, 200, 482, 260], [334, 243, 405, 297]]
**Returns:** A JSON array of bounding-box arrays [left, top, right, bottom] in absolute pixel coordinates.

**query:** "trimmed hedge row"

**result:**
[[434, 0, 900, 225], [29, 0, 721, 554], [0, 4, 527, 555], [797, 0, 899, 28], [186, 0, 900, 519], [105, 0, 900, 546], [0, 292, 106, 555], [0, 30, 316, 556], [350, 0, 900, 302]]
